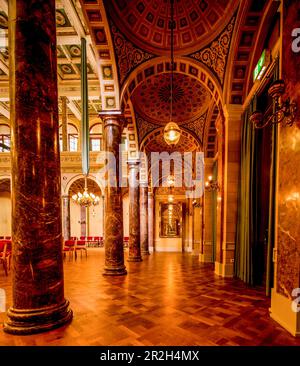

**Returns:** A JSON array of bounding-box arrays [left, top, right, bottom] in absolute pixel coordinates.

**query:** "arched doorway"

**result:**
[[68, 177, 103, 238]]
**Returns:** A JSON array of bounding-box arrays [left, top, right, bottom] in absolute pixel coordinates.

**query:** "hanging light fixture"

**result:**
[[164, 0, 181, 146], [72, 175, 100, 207]]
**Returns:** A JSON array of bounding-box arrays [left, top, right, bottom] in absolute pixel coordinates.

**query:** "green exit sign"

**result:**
[[253, 49, 271, 82]]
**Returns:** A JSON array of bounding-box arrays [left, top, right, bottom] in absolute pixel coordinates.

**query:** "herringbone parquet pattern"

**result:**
[[0, 250, 299, 346]]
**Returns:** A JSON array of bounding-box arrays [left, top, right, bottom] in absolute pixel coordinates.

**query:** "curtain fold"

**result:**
[[235, 60, 279, 292], [235, 98, 256, 285]]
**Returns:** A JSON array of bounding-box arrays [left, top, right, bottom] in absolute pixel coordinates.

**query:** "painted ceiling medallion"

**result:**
[[158, 84, 184, 104], [132, 73, 210, 125]]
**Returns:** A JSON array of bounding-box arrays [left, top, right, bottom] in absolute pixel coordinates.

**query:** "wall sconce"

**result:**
[[205, 176, 220, 192], [250, 79, 297, 129]]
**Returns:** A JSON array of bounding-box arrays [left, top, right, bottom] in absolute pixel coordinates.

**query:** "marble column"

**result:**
[[101, 112, 127, 275], [101, 195, 105, 239], [140, 184, 149, 255], [200, 161, 214, 262], [61, 96, 68, 151], [127, 160, 142, 262], [62, 195, 71, 240], [214, 106, 242, 277], [4, 0, 72, 334], [270, 0, 300, 337], [148, 191, 154, 252], [80, 205, 87, 237]]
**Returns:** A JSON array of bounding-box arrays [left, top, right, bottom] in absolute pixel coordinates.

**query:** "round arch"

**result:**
[[121, 56, 225, 112], [64, 173, 104, 197], [140, 127, 202, 154]]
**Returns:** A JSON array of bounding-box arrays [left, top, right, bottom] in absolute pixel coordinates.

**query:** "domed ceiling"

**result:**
[[131, 73, 210, 125], [105, 0, 238, 55]]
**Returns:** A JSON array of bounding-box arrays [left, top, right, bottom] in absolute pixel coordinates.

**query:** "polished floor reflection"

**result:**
[[0, 249, 299, 346]]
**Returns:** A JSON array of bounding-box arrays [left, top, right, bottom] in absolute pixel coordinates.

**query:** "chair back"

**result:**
[[76, 240, 86, 247], [64, 240, 75, 248]]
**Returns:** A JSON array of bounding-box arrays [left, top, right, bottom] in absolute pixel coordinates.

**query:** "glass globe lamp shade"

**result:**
[[164, 122, 181, 145]]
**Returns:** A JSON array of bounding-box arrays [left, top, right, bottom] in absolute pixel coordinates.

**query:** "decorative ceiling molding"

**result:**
[[135, 112, 159, 144], [121, 57, 223, 113], [184, 111, 208, 145], [225, 0, 269, 105], [109, 19, 157, 87], [187, 15, 237, 86], [203, 103, 219, 158], [103, 0, 239, 57]]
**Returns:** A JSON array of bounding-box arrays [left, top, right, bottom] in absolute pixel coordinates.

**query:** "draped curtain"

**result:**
[[234, 99, 256, 285], [235, 60, 279, 294]]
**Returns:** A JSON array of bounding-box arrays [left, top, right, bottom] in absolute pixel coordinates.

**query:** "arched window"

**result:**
[[89, 123, 102, 152], [0, 124, 10, 152], [59, 123, 79, 152]]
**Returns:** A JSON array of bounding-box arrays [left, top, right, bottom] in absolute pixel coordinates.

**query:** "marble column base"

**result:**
[[127, 255, 143, 262], [103, 265, 127, 276], [3, 300, 73, 335], [141, 250, 150, 256]]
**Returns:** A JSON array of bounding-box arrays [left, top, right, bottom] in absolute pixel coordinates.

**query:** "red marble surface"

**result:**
[[140, 185, 149, 255], [128, 162, 142, 262], [148, 192, 154, 251], [102, 116, 127, 275], [5, 0, 72, 334], [277, 0, 300, 297], [62, 196, 70, 240]]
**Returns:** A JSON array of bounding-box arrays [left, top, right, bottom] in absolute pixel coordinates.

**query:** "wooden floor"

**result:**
[[0, 249, 299, 346]]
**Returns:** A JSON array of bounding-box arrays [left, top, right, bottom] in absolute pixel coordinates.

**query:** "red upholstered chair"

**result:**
[[63, 240, 76, 260], [0, 240, 11, 276], [93, 236, 103, 247], [80, 236, 86, 241], [123, 237, 129, 248], [75, 240, 87, 258], [99, 236, 104, 247]]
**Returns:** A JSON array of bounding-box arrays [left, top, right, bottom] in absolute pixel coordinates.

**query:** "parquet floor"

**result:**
[[0, 249, 299, 346]]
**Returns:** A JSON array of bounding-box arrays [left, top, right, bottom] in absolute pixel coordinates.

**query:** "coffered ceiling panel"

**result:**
[[104, 0, 238, 56]]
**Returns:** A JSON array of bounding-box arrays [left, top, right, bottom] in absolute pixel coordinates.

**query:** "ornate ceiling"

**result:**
[[100, 0, 240, 154], [132, 73, 210, 125], [104, 0, 238, 55]]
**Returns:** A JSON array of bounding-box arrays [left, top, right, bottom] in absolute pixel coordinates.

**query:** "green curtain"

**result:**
[[234, 98, 256, 285], [81, 37, 89, 175], [211, 160, 218, 262], [235, 59, 279, 291], [266, 59, 279, 296]]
